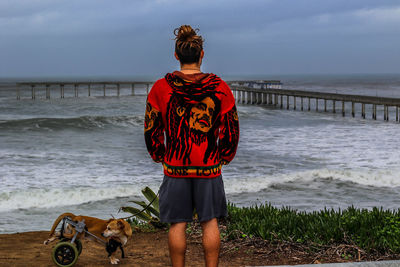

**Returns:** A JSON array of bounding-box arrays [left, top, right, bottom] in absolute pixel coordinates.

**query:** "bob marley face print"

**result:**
[[190, 97, 215, 133], [166, 91, 222, 165], [176, 96, 216, 133]]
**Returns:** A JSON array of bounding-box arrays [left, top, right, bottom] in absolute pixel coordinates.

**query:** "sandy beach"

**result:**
[[0, 230, 291, 267], [2, 229, 399, 267]]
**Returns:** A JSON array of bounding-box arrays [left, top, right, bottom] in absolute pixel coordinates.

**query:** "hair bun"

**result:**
[[174, 25, 197, 42]]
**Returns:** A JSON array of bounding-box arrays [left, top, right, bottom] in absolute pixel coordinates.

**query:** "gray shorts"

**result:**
[[159, 175, 227, 223]]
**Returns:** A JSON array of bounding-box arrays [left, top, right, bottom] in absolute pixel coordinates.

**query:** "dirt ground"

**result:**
[[0, 230, 399, 267]]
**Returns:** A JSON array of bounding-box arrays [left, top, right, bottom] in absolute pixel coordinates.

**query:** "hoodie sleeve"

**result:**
[[219, 85, 240, 165], [144, 87, 165, 163]]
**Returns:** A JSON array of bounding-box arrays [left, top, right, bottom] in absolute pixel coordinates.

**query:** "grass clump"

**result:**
[[226, 203, 400, 253]]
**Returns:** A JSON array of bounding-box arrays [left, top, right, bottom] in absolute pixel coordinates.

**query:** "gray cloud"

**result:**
[[1, 0, 399, 76]]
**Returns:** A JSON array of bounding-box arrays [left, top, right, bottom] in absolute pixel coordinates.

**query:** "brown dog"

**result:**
[[44, 212, 132, 264]]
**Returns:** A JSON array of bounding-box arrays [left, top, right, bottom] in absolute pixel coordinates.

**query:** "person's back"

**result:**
[[145, 71, 238, 178], [144, 25, 239, 267]]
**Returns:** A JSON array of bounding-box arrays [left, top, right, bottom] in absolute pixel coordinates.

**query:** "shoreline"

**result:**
[[1, 230, 399, 266]]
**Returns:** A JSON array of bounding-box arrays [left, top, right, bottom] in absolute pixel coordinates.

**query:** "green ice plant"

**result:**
[[120, 187, 167, 229], [226, 203, 400, 253]]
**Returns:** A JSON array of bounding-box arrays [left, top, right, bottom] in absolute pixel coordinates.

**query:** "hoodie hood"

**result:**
[[165, 71, 222, 98]]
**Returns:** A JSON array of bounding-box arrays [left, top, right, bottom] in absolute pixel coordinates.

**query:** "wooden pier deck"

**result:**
[[230, 86, 400, 122]]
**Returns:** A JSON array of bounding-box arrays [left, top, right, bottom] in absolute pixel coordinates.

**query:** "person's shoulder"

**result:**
[[152, 77, 168, 89], [214, 77, 233, 97]]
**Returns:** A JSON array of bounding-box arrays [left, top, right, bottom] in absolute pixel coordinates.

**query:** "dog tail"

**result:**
[[47, 212, 76, 237]]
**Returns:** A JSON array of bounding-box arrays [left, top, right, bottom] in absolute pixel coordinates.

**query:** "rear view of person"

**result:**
[[144, 25, 239, 267]]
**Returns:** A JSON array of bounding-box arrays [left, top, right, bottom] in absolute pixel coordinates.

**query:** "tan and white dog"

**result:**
[[44, 212, 132, 264]]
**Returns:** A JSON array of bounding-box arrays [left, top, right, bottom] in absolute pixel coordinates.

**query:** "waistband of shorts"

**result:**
[[162, 162, 222, 178]]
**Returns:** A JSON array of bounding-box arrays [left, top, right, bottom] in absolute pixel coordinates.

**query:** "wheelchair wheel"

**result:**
[[52, 241, 79, 267], [59, 238, 82, 255]]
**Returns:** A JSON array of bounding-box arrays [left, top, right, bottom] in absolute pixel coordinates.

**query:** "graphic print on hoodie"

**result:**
[[144, 71, 239, 178]]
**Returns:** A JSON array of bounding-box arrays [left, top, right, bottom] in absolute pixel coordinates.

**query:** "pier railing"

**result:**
[[230, 86, 400, 122]]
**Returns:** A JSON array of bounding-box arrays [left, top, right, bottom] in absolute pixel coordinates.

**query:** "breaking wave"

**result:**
[[0, 115, 144, 131]]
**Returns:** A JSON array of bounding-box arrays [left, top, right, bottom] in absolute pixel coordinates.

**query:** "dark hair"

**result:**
[[174, 25, 204, 64]]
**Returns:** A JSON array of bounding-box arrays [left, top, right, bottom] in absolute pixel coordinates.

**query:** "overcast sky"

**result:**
[[1, 0, 399, 77]]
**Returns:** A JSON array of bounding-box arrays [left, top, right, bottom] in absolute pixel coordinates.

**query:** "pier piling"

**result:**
[[294, 96, 296, 110], [286, 95, 289, 110], [301, 97, 303, 111], [342, 101, 345, 117]]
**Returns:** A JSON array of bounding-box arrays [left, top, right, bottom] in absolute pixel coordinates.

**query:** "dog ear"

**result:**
[[120, 220, 133, 237], [117, 220, 124, 229]]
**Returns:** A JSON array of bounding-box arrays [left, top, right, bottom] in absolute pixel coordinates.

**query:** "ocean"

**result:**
[[1, 74, 400, 234]]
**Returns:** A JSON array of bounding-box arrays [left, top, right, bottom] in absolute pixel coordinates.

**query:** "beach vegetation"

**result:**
[[226, 203, 400, 254], [120, 187, 167, 229]]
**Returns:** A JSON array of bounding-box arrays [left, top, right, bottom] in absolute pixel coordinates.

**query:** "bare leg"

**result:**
[[168, 222, 187, 267], [201, 218, 220, 267]]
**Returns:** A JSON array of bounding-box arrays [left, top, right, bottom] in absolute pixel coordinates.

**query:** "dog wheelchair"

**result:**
[[51, 216, 113, 267]]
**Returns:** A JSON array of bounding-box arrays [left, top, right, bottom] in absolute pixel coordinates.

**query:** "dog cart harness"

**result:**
[[51, 216, 124, 267]]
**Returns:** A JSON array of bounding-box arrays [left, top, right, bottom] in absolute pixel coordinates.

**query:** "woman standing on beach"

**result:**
[[144, 25, 239, 267]]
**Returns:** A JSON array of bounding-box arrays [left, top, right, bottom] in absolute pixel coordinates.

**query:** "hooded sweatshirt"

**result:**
[[144, 71, 239, 178]]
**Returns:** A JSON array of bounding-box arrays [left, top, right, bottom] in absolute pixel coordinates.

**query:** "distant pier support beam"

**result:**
[[103, 84, 106, 96], [373, 104, 377, 120], [131, 84, 135, 96], [293, 96, 296, 110], [387, 106, 390, 121], [352, 102, 355, 117], [274, 94, 278, 106], [301, 97, 303, 111], [308, 98, 310, 111], [60, 84, 65, 98], [46, 84, 50, 99], [316, 98, 319, 111], [324, 99, 327, 112], [88, 84, 91, 97], [117, 84, 120, 97], [74, 84, 78, 97], [396, 106, 399, 122], [31, 85, 36, 100], [384, 105, 389, 121], [268, 93, 273, 105], [362, 103, 365, 119], [333, 100, 336, 113], [342, 101, 345, 117], [247, 92, 251, 104], [286, 95, 289, 109], [280, 95, 283, 109]]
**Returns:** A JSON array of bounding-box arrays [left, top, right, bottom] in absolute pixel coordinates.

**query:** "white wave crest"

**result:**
[[224, 168, 400, 194], [1, 168, 398, 212], [0, 185, 143, 212]]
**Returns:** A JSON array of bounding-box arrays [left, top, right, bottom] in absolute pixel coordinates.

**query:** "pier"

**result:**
[[16, 81, 153, 100], [14, 80, 400, 122], [229, 85, 400, 122]]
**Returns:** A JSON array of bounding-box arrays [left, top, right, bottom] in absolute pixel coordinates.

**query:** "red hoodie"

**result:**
[[144, 71, 239, 178]]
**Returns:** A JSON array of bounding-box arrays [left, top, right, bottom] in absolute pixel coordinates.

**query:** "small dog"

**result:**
[[44, 212, 132, 264]]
